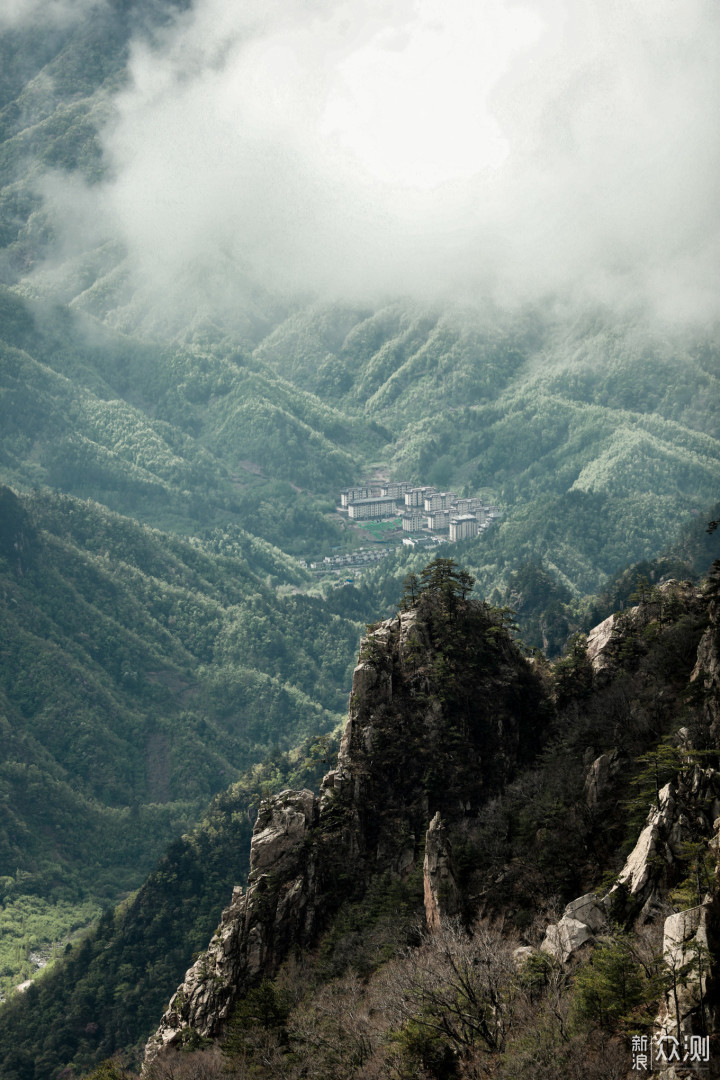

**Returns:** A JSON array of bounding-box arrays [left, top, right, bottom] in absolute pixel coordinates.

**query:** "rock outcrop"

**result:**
[[584, 748, 622, 808], [651, 818, 720, 1077], [541, 892, 608, 962], [691, 566, 720, 743], [144, 597, 545, 1064], [617, 768, 720, 910], [586, 613, 617, 674], [423, 812, 461, 932], [144, 568, 720, 1071], [543, 764, 720, 964], [586, 581, 703, 678], [145, 789, 320, 1058], [656, 897, 720, 1041]]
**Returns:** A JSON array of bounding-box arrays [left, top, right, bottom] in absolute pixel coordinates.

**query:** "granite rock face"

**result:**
[[586, 613, 617, 674], [144, 602, 544, 1065], [615, 767, 720, 909], [584, 749, 622, 808], [542, 764, 720, 965], [144, 789, 320, 1059], [586, 581, 703, 678], [616, 781, 679, 898], [692, 570, 720, 743], [423, 812, 461, 932], [144, 573, 720, 1068]]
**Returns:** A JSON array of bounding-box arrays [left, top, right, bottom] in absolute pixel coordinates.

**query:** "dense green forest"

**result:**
[[0, 484, 369, 997], [0, 732, 338, 1079]]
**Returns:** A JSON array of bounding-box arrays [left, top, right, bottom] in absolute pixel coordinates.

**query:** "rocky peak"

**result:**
[[423, 811, 461, 932], [587, 580, 704, 676], [144, 594, 545, 1063], [691, 564, 720, 742], [141, 564, 720, 1075]]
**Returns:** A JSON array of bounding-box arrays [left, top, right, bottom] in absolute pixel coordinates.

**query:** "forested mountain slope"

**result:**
[[0, 3, 718, 590], [255, 302, 720, 595], [0, 734, 338, 1080], [0, 285, 387, 542], [2, 555, 717, 1080], [0, 484, 364, 998], [103, 559, 720, 1079]]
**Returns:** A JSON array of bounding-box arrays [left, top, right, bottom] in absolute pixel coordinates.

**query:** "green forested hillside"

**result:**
[[0, 3, 717, 593], [3, 279, 717, 598], [256, 304, 720, 594], [0, 735, 337, 1080], [0, 286, 387, 541], [0, 485, 365, 996]]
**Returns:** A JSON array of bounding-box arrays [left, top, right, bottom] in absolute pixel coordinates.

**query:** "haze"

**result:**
[[34, 0, 720, 324]]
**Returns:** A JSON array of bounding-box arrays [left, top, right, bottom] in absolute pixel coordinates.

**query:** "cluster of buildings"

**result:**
[[301, 547, 392, 571], [339, 482, 496, 542]]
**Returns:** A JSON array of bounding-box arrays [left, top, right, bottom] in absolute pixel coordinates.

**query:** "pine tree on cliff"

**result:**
[[402, 557, 475, 614]]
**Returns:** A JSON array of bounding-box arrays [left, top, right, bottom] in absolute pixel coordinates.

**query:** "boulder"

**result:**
[[541, 917, 594, 963], [540, 892, 608, 962], [563, 893, 607, 933], [586, 614, 617, 673]]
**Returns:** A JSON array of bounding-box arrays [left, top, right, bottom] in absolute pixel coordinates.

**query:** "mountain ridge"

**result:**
[[136, 558, 720, 1080]]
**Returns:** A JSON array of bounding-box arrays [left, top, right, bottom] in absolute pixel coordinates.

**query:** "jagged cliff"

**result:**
[[539, 572, 720, 1075], [145, 578, 547, 1060], [144, 562, 720, 1079]]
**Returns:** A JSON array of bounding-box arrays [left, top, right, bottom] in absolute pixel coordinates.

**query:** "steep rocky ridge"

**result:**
[[692, 567, 720, 742], [536, 567, 720, 1075], [141, 565, 720, 1079], [145, 583, 548, 1060]]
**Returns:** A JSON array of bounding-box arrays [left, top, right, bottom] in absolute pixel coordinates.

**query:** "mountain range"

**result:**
[[0, 2, 718, 1078]]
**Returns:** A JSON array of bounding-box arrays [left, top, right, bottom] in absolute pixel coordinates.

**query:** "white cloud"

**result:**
[[0, 0, 103, 29], [42, 0, 720, 323]]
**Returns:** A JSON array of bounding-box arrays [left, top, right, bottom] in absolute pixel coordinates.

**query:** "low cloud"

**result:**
[[0, 0, 104, 29], [40, 0, 720, 324]]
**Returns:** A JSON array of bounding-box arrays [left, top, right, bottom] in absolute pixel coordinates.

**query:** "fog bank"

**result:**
[[41, 0, 720, 323]]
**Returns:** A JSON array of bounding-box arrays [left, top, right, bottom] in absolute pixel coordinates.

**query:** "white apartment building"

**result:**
[[426, 510, 450, 530], [404, 486, 436, 508], [380, 482, 413, 498], [347, 496, 398, 520], [451, 497, 484, 516], [424, 491, 456, 512], [449, 514, 478, 542], [341, 486, 381, 507], [402, 511, 425, 532]]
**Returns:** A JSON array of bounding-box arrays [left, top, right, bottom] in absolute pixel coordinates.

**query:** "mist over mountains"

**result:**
[[5, 0, 719, 326], [0, 1, 718, 1076]]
